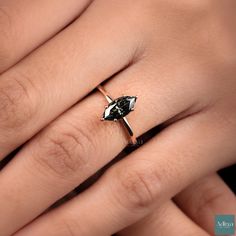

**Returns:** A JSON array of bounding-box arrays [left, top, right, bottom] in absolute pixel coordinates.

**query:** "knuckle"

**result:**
[[35, 121, 93, 178], [113, 161, 162, 210], [0, 72, 37, 129]]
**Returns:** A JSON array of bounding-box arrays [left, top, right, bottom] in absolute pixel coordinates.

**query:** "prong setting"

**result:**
[[98, 85, 137, 145], [102, 96, 137, 121]]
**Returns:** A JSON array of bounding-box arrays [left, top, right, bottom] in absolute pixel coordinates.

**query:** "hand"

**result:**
[[0, 0, 235, 235]]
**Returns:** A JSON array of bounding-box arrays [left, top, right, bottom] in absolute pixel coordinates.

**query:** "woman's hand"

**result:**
[[0, 0, 235, 235]]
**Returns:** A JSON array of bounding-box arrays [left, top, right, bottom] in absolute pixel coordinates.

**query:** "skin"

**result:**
[[0, 0, 235, 235]]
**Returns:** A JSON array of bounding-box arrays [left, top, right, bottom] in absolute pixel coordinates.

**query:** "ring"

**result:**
[[97, 85, 137, 145]]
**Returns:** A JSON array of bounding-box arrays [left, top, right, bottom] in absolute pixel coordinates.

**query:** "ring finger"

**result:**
[[0, 0, 141, 160]]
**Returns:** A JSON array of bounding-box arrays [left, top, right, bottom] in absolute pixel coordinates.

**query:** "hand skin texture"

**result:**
[[0, 0, 235, 235]]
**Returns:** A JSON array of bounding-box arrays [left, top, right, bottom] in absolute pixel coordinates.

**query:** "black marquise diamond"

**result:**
[[103, 96, 137, 121]]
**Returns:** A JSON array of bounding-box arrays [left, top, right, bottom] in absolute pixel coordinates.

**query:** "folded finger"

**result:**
[[0, 0, 141, 160], [0, 0, 92, 72], [175, 173, 236, 235], [0, 52, 198, 235], [14, 109, 236, 236], [118, 201, 209, 236]]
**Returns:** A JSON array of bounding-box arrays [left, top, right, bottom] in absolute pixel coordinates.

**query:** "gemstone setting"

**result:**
[[103, 96, 137, 121]]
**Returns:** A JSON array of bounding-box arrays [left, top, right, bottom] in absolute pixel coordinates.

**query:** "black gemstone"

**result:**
[[103, 96, 137, 121]]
